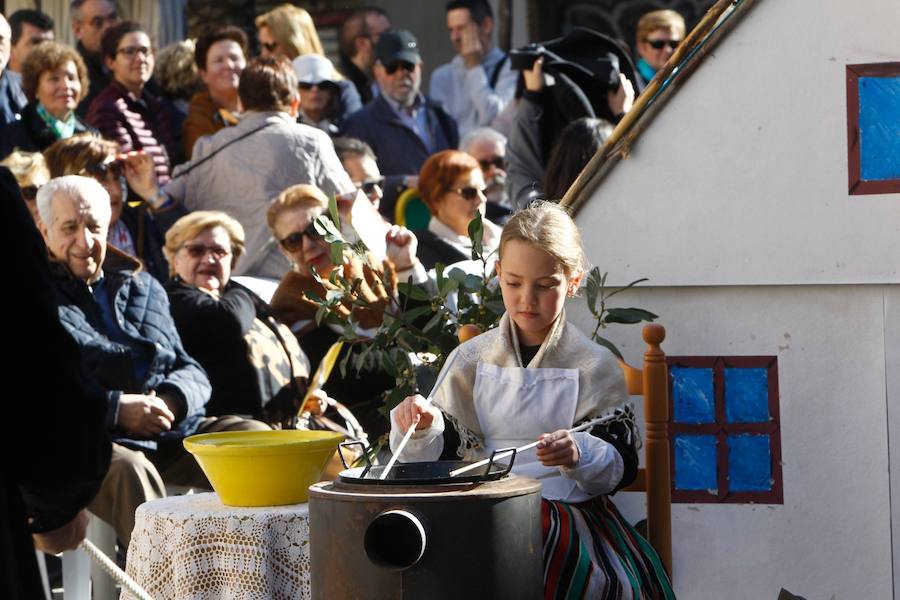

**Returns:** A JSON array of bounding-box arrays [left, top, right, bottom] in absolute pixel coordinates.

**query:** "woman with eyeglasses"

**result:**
[[163, 211, 311, 428], [0, 42, 94, 160], [85, 21, 179, 184], [414, 149, 502, 271], [267, 183, 425, 440], [255, 4, 362, 117], [0, 150, 49, 223], [44, 132, 184, 282]]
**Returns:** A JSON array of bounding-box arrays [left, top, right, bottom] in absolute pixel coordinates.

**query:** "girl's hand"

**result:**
[[120, 151, 160, 201], [536, 429, 580, 468], [395, 394, 435, 431], [523, 56, 544, 92]]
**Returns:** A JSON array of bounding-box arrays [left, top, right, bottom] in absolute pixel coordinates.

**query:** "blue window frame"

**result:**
[[667, 356, 782, 504]]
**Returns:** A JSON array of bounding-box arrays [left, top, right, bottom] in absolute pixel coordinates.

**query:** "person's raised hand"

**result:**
[[386, 225, 419, 271], [461, 21, 485, 68], [523, 56, 544, 92], [536, 429, 580, 468], [117, 393, 175, 438], [120, 151, 160, 203], [607, 73, 635, 117]]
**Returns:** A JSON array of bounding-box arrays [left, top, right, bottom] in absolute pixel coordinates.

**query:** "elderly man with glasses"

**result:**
[[38, 175, 266, 548], [342, 29, 459, 223]]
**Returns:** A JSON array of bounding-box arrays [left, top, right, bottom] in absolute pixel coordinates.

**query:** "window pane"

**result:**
[[671, 367, 715, 424], [859, 76, 900, 180], [724, 368, 769, 423], [674, 434, 717, 492], [727, 434, 772, 492]]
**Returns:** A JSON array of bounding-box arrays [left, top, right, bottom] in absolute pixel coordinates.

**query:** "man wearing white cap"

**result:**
[[292, 54, 343, 135]]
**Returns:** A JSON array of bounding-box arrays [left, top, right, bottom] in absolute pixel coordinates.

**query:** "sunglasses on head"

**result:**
[[83, 160, 124, 181], [279, 220, 323, 253], [261, 41, 279, 53], [386, 60, 416, 75], [181, 243, 230, 260], [355, 177, 385, 195], [478, 157, 505, 171], [645, 39, 680, 50], [20, 185, 39, 201], [453, 186, 485, 201]]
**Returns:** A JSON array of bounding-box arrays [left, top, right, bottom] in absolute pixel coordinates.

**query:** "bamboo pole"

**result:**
[[561, 0, 762, 216]]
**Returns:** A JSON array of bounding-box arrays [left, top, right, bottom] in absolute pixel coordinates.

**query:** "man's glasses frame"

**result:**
[[355, 177, 385, 196]]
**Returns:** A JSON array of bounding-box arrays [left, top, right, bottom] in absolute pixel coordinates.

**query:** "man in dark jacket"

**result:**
[[70, 0, 120, 116], [0, 14, 27, 127], [342, 30, 459, 222], [1, 167, 110, 599], [37, 175, 264, 546]]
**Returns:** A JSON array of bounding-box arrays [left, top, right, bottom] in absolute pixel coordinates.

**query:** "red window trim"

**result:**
[[846, 62, 900, 195]]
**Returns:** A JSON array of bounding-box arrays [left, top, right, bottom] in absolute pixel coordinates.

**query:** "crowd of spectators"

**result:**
[[1, 0, 686, 568]]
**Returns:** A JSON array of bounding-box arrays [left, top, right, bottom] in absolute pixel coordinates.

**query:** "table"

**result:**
[[122, 493, 311, 599]]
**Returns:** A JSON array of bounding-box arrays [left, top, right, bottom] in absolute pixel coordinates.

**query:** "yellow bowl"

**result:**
[[183, 430, 344, 506]]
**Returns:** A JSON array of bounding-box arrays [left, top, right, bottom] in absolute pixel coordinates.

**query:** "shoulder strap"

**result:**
[[170, 120, 275, 181], [489, 53, 509, 89]]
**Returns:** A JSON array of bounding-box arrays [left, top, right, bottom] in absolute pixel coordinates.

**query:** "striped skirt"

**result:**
[[542, 497, 675, 600]]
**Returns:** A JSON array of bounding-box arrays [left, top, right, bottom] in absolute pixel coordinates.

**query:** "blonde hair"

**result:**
[[154, 39, 200, 100], [266, 183, 329, 233], [636, 9, 686, 42], [163, 211, 246, 277], [499, 201, 586, 277], [256, 4, 324, 59], [0, 150, 48, 185]]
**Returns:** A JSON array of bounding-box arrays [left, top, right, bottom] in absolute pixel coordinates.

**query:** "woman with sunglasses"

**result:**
[[292, 54, 353, 136], [255, 4, 362, 117], [267, 183, 425, 440], [634, 9, 685, 85], [163, 211, 311, 428], [414, 149, 502, 271], [44, 132, 184, 282], [0, 41, 93, 160], [86, 21, 180, 184]]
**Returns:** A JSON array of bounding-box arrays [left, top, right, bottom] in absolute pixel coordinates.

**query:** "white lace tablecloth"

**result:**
[[122, 493, 311, 600]]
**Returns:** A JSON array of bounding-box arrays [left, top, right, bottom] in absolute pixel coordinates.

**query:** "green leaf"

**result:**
[[325, 289, 344, 302], [463, 273, 483, 292], [593, 335, 624, 360], [467, 212, 484, 259], [329, 241, 345, 267], [423, 308, 446, 333], [398, 281, 430, 301], [314, 305, 328, 326], [402, 305, 436, 325], [328, 194, 340, 228], [603, 277, 650, 302], [439, 277, 459, 296], [603, 307, 658, 324]]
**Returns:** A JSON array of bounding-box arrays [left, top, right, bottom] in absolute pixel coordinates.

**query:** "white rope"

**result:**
[[79, 538, 155, 600]]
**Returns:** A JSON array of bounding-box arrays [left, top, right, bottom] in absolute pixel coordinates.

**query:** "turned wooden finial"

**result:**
[[642, 323, 666, 347]]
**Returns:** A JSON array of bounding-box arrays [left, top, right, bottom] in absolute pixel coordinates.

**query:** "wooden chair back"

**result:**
[[619, 323, 673, 577]]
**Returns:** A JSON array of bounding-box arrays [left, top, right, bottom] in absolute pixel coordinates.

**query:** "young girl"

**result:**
[[391, 202, 675, 599]]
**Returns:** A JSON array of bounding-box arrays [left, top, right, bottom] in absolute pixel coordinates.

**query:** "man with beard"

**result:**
[[459, 126, 511, 222], [342, 29, 458, 222]]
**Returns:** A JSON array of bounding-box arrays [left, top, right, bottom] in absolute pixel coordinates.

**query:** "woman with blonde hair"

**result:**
[[255, 4, 362, 116], [267, 183, 424, 439], [163, 210, 310, 427], [0, 150, 48, 223]]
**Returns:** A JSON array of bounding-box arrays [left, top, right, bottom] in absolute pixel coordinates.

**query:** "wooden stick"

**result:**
[[448, 414, 617, 477], [380, 416, 419, 480]]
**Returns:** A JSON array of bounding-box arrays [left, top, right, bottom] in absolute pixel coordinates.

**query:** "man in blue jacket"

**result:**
[[37, 175, 264, 547], [342, 29, 459, 222]]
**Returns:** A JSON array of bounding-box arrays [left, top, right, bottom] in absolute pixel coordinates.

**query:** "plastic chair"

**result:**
[[618, 323, 673, 578], [394, 188, 431, 230], [35, 515, 118, 599]]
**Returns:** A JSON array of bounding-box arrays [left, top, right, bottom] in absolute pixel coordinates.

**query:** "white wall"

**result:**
[[577, 0, 900, 288], [566, 284, 893, 599]]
